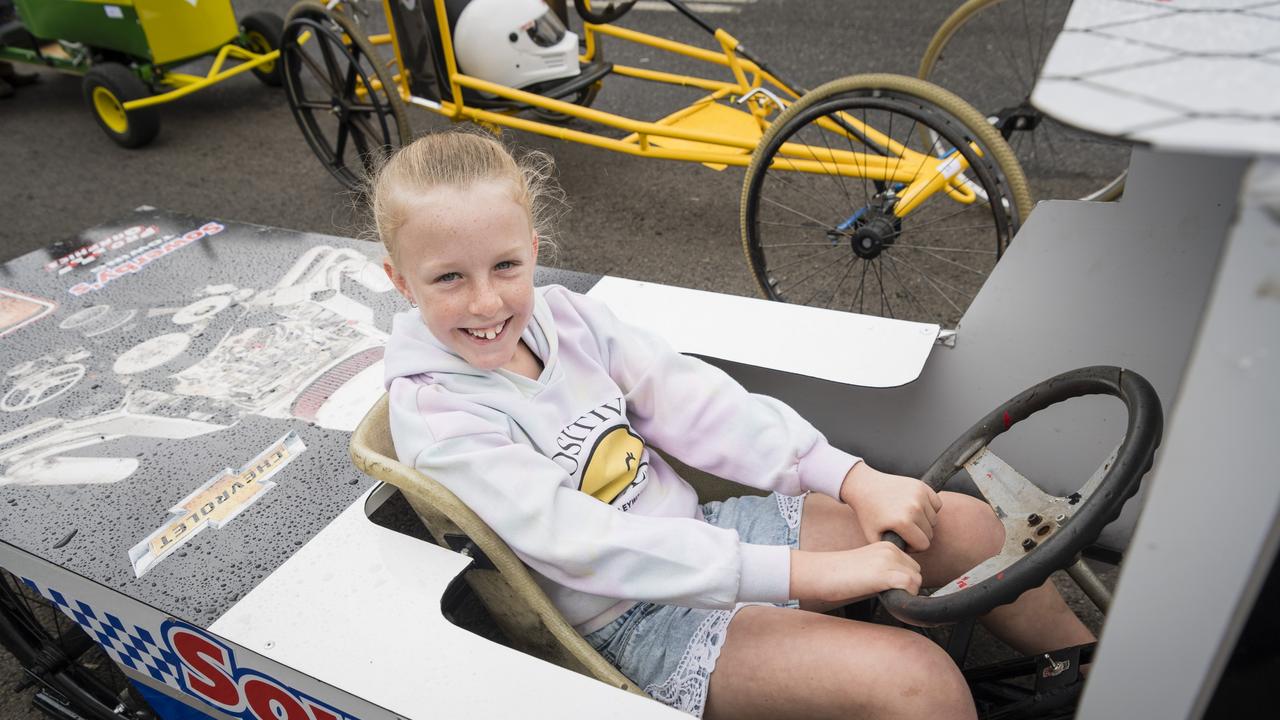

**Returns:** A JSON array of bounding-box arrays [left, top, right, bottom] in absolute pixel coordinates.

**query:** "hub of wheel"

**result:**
[[849, 211, 901, 259]]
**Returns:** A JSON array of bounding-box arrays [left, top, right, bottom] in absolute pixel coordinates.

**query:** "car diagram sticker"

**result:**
[[129, 431, 305, 577], [0, 287, 56, 338]]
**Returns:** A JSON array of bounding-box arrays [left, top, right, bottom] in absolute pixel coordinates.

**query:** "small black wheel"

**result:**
[[239, 10, 285, 87], [281, 2, 412, 191], [741, 74, 1031, 329], [573, 0, 637, 24], [81, 63, 160, 149], [920, 0, 1128, 201], [0, 570, 157, 719], [878, 366, 1162, 626]]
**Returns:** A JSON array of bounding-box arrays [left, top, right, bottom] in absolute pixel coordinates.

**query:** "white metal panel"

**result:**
[[586, 276, 938, 387], [210, 485, 679, 719]]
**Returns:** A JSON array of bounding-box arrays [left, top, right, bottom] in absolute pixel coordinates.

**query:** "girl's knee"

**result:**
[[843, 629, 975, 720], [941, 491, 1005, 558]]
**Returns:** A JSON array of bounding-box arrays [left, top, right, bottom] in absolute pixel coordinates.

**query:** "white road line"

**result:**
[[635, 0, 757, 14]]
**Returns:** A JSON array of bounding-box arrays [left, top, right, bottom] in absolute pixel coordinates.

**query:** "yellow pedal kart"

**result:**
[[280, 0, 1033, 329], [0, 0, 284, 147]]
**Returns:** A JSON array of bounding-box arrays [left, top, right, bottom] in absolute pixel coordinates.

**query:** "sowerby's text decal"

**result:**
[[44, 224, 160, 275], [129, 431, 304, 577], [64, 222, 225, 296], [166, 622, 360, 720]]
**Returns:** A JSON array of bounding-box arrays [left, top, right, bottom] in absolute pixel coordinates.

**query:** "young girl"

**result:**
[[375, 132, 1094, 720]]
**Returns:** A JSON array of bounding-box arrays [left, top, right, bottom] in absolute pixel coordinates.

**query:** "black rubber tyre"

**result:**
[[281, 2, 413, 191], [741, 74, 1031, 329], [919, 0, 1127, 202], [573, 0, 637, 24], [81, 63, 160, 149], [0, 570, 156, 719], [239, 10, 285, 87]]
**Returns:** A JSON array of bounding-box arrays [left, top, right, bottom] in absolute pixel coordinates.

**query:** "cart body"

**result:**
[[14, 0, 238, 66]]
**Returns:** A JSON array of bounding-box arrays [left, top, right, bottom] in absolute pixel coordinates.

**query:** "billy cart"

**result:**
[[0, 0, 285, 147], [279, 0, 1035, 330]]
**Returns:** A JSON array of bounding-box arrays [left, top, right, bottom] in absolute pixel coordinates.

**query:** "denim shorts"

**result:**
[[583, 492, 806, 717]]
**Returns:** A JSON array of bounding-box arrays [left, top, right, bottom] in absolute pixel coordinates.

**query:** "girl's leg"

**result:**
[[799, 492, 1095, 655], [705, 605, 976, 720]]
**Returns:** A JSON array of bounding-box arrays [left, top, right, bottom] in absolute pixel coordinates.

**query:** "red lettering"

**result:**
[[172, 630, 239, 708], [243, 677, 308, 720], [69, 284, 91, 296]]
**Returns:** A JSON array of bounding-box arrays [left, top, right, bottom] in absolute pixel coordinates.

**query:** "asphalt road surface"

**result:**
[[1, 1, 1117, 717]]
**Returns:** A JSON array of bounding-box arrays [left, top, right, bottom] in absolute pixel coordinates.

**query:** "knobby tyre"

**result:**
[[281, 2, 412, 192], [740, 74, 1031, 329], [919, 0, 1127, 202]]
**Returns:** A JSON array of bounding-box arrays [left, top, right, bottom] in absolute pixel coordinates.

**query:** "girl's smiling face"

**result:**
[[384, 180, 538, 371]]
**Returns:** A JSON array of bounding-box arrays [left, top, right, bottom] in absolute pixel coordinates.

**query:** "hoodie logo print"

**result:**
[[580, 427, 648, 504]]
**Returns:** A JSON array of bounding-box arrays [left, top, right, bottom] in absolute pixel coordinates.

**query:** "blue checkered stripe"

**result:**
[[21, 577, 184, 690]]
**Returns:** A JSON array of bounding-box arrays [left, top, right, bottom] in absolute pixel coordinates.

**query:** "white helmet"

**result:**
[[453, 0, 581, 91]]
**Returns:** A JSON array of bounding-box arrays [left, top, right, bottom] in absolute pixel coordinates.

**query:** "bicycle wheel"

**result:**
[[281, 2, 412, 192], [741, 74, 1031, 329], [0, 570, 155, 719], [920, 0, 1128, 202]]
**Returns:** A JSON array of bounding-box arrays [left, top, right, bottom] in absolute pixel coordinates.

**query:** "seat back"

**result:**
[[349, 394, 646, 696]]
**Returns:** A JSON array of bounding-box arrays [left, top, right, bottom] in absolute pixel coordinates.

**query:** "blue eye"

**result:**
[[436, 272, 461, 283], [496, 261, 517, 271]]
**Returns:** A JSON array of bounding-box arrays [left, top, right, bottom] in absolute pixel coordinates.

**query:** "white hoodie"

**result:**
[[383, 285, 860, 632]]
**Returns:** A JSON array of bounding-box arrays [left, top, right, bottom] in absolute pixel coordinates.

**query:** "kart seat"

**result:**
[[349, 394, 649, 697]]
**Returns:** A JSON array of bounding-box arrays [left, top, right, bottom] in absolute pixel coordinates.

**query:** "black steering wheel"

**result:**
[[573, 0, 638, 24], [878, 366, 1163, 626]]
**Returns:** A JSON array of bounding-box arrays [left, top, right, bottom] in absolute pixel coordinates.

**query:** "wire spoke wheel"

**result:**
[[920, 0, 1128, 202], [281, 2, 412, 192], [742, 75, 1030, 329], [0, 570, 155, 719]]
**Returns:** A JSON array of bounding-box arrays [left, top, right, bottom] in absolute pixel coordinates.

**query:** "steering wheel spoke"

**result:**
[[964, 447, 1058, 519]]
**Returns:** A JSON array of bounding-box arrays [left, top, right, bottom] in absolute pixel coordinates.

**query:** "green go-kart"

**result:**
[[0, 0, 283, 147]]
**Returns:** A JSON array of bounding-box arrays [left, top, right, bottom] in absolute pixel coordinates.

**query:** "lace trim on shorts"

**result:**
[[643, 604, 757, 717], [776, 492, 806, 530]]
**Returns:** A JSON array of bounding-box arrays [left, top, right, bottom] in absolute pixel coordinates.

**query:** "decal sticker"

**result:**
[[0, 288, 56, 337], [2, 245, 388, 486], [59, 304, 113, 330], [113, 333, 193, 375], [173, 295, 232, 325], [129, 431, 305, 577], [68, 222, 225, 297], [82, 307, 138, 337], [104, 5, 123, 19], [44, 225, 159, 275], [18, 577, 362, 720], [1, 363, 86, 412]]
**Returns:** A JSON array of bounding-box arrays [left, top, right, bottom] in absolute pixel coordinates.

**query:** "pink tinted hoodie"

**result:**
[[383, 285, 859, 632]]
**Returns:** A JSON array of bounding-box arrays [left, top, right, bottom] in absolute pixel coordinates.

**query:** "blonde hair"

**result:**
[[368, 131, 563, 261]]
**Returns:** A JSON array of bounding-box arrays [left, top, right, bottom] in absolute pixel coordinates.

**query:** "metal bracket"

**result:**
[[442, 533, 496, 571], [735, 87, 785, 112]]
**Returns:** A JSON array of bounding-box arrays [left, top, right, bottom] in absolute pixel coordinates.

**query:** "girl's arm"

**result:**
[[390, 382, 792, 609], [561, 288, 942, 551]]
